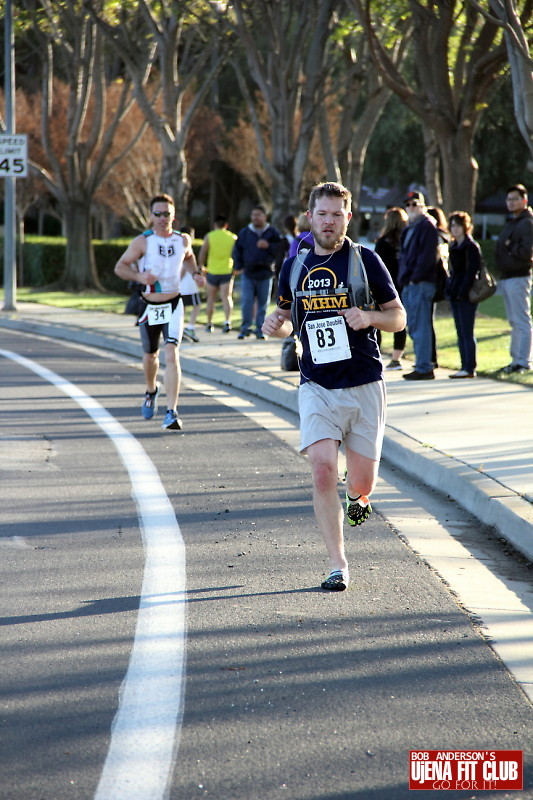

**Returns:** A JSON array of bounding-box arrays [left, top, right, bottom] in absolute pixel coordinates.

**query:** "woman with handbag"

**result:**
[[446, 211, 481, 378]]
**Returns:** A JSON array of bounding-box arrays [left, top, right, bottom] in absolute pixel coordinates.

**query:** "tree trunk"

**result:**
[[437, 127, 478, 216], [348, 158, 364, 240], [347, 140, 372, 239], [422, 125, 443, 207], [161, 145, 189, 222], [318, 107, 343, 184], [271, 179, 294, 231], [61, 201, 103, 291], [347, 85, 391, 239]]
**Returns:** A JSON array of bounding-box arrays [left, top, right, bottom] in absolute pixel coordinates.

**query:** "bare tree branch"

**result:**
[[469, 0, 533, 64]]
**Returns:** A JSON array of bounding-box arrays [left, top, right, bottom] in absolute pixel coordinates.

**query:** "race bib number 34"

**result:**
[[147, 303, 172, 325], [306, 315, 351, 364]]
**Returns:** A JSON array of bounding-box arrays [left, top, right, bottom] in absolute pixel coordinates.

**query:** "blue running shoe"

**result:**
[[162, 410, 183, 430], [142, 384, 160, 420]]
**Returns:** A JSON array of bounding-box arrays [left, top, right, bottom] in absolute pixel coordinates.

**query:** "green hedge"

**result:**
[[1, 235, 205, 291], [93, 239, 133, 293], [0, 236, 133, 292], [20, 237, 66, 286]]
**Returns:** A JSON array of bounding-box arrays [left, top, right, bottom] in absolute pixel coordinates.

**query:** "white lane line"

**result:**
[[1, 349, 186, 800]]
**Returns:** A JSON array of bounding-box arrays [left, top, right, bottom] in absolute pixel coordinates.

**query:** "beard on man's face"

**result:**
[[312, 225, 347, 252]]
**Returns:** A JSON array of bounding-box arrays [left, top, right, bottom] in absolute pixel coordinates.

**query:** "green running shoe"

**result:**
[[345, 494, 372, 526]]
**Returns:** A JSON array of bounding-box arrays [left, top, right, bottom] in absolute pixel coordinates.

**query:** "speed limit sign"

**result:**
[[0, 134, 27, 177]]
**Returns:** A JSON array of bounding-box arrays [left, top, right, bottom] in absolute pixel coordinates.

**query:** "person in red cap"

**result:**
[[398, 191, 440, 379]]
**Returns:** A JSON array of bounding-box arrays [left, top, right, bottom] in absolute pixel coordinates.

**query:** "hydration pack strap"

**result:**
[[288, 238, 374, 333]]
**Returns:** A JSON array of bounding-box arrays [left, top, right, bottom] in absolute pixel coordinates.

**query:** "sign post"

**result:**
[[2, 0, 18, 313]]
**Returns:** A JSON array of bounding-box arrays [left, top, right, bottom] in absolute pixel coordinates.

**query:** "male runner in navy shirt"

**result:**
[[263, 182, 405, 591]]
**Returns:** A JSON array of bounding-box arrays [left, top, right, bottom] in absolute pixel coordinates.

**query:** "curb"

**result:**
[[382, 427, 533, 561]]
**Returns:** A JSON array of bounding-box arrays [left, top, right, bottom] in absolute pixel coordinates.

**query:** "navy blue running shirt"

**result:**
[[277, 239, 398, 389]]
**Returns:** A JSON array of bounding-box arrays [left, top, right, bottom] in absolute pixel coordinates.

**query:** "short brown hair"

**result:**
[[150, 193, 175, 211], [449, 210, 473, 235], [308, 181, 352, 213]]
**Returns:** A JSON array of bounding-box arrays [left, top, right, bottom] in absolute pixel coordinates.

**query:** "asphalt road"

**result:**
[[1, 330, 532, 800]]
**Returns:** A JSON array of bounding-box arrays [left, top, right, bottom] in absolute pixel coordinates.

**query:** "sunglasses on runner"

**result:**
[[152, 211, 172, 218]]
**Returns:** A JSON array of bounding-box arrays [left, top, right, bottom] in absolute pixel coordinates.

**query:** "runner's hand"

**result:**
[[339, 307, 370, 331], [143, 271, 158, 286], [262, 312, 289, 337]]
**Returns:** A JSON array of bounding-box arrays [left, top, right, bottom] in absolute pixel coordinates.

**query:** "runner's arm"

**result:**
[[114, 237, 156, 284], [262, 307, 293, 338], [197, 237, 209, 269], [340, 297, 406, 333]]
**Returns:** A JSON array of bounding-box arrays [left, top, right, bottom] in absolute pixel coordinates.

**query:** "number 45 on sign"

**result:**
[[0, 135, 28, 177]]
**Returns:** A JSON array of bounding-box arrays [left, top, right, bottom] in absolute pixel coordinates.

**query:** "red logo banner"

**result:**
[[409, 750, 523, 791]]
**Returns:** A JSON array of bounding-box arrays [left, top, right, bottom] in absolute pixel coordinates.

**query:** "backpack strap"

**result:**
[[289, 249, 312, 333], [346, 237, 375, 310], [289, 238, 375, 335]]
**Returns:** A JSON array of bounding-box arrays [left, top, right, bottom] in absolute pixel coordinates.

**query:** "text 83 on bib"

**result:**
[[306, 316, 351, 364]]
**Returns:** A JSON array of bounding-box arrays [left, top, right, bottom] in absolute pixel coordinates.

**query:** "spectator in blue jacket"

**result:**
[[233, 205, 281, 339], [398, 191, 439, 380]]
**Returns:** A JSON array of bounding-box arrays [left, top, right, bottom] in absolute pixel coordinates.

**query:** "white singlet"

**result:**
[[138, 231, 187, 294]]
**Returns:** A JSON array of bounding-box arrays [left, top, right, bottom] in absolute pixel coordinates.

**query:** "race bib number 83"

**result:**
[[306, 315, 351, 364]]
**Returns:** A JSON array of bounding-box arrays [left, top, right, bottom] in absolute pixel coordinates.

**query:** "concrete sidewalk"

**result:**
[[1, 302, 532, 562]]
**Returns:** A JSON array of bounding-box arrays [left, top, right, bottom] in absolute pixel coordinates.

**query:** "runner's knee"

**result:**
[[311, 458, 338, 493], [165, 344, 179, 364]]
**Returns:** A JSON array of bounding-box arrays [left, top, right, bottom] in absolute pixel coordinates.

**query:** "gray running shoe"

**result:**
[[183, 326, 199, 342]]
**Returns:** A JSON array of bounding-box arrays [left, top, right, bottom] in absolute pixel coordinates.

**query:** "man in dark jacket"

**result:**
[[495, 184, 533, 373], [398, 191, 439, 379], [233, 205, 281, 339]]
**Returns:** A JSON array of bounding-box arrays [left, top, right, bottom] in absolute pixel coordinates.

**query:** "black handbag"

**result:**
[[468, 263, 497, 303]]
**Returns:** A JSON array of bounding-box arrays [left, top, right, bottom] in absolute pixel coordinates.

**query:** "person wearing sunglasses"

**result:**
[[114, 193, 205, 430], [398, 190, 440, 380]]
